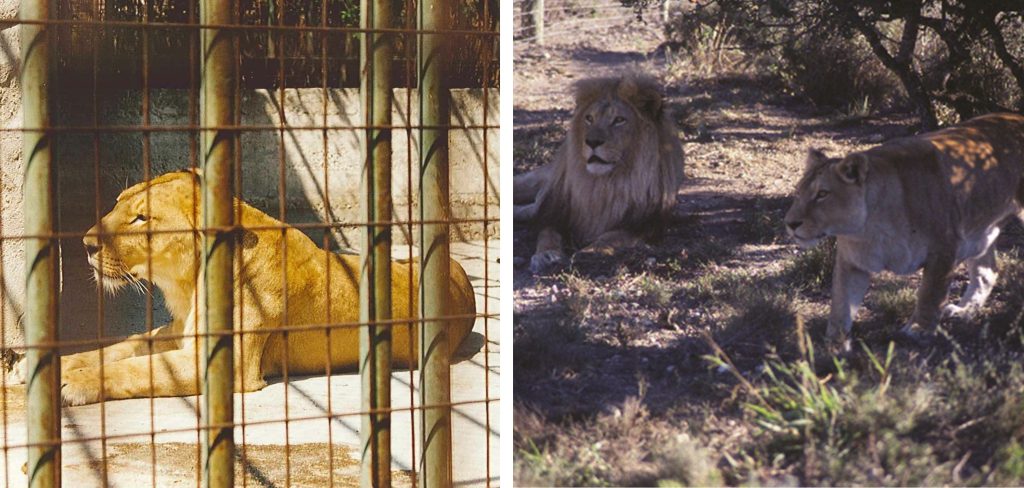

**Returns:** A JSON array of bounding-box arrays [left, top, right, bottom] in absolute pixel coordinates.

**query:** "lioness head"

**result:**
[[571, 74, 664, 176], [83, 171, 200, 292], [785, 149, 870, 247]]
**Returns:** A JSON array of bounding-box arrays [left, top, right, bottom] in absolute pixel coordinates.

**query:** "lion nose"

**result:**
[[585, 138, 604, 149], [786, 220, 803, 231]]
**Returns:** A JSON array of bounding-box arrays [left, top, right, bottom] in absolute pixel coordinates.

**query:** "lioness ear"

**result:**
[[805, 148, 831, 173], [834, 154, 869, 185]]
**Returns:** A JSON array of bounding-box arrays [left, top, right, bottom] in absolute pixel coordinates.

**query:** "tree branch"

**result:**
[[840, 2, 936, 129]]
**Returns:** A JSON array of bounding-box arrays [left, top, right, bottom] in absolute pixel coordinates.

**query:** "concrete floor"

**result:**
[[0, 240, 499, 487]]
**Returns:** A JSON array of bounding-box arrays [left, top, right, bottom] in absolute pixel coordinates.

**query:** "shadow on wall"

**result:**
[[42, 86, 498, 349]]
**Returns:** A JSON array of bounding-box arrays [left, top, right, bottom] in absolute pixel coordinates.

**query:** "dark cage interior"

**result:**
[[56, 0, 500, 89]]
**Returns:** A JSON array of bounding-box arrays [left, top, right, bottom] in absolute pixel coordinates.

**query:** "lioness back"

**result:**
[[241, 207, 478, 376]]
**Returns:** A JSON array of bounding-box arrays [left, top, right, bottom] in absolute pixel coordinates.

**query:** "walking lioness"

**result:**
[[7, 171, 477, 405], [785, 113, 1024, 349]]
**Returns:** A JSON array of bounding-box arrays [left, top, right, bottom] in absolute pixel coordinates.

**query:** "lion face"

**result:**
[[785, 149, 869, 248], [577, 96, 641, 176], [83, 172, 200, 293]]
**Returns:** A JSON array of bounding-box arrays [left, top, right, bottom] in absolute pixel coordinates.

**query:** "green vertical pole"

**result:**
[[200, 1, 236, 487], [359, 0, 394, 484], [21, 1, 60, 486], [418, 0, 452, 486]]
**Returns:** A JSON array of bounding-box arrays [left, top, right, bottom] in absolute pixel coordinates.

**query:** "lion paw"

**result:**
[[529, 250, 567, 274], [60, 368, 101, 406]]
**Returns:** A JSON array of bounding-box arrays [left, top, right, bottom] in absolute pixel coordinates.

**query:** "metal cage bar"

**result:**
[[359, 0, 395, 484], [21, 1, 61, 487], [418, 0, 453, 486], [200, 1, 238, 486]]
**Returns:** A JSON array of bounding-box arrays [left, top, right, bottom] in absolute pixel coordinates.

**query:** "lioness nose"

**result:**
[[585, 138, 604, 149], [83, 233, 100, 256], [786, 220, 803, 231]]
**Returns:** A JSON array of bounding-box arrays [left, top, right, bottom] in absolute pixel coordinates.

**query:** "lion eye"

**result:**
[[612, 116, 626, 126], [814, 190, 830, 201], [584, 114, 594, 125], [131, 214, 149, 224]]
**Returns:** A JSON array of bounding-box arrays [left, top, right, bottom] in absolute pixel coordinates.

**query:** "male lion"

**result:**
[[8, 171, 477, 405], [514, 74, 685, 272], [784, 113, 1024, 349]]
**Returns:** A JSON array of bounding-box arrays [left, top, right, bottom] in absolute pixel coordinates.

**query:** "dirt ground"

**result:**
[[513, 11, 1024, 487]]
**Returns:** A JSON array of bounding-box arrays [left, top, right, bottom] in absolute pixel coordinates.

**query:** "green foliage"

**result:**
[[706, 324, 1024, 485], [664, 0, 1024, 122]]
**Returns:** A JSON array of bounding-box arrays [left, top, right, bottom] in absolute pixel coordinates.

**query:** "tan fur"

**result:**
[[514, 74, 685, 271], [785, 113, 1024, 347], [9, 171, 476, 405]]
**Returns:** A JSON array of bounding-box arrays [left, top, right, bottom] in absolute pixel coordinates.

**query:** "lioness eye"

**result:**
[[131, 214, 148, 224], [584, 114, 594, 124], [815, 190, 830, 201], [612, 116, 626, 126]]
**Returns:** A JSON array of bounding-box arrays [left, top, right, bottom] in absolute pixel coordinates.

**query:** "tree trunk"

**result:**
[[842, 2, 937, 130], [980, 12, 1024, 111]]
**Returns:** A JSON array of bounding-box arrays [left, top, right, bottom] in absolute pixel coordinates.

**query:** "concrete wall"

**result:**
[[0, 9, 498, 348], [1, 2, 23, 350]]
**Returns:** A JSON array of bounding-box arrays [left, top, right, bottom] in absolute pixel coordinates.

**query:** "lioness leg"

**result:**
[[63, 324, 180, 368], [60, 348, 201, 406], [6, 324, 179, 385], [944, 245, 998, 319], [900, 253, 956, 340], [828, 256, 870, 350], [529, 227, 567, 273]]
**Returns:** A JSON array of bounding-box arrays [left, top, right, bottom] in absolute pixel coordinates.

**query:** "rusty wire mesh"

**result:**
[[0, 0, 499, 485]]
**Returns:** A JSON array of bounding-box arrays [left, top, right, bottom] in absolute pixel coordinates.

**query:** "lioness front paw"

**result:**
[[824, 326, 851, 354], [942, 303, 977, 320], [60, 368, 101, 406], [895, 322, 935, 347], [530, 250, 567, 274], [5, 357, 26, 385]]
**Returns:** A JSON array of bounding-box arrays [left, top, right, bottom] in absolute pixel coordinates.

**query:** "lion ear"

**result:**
[[620, 76, 664, 120], [834, 153, 869, 185]]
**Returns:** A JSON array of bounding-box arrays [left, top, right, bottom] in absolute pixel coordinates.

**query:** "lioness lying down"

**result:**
[[514, 74, 685, 272], [785, 113, 1024, 349], [8, 171, 476, 405]]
